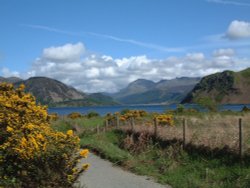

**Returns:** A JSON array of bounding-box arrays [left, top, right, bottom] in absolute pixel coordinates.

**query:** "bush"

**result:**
[[154, 114, 174, 126], [0, 83, 88, 187], [49, 112, 59, 121], [67, 112, 82, 119], [86, 111, 99, 118], [241, 106, 250, 112]]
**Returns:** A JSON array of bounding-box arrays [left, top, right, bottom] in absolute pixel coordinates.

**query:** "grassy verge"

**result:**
[[79, 130, 250, 188], [80, 131, 132, 164], [51, 116, 105, 133]]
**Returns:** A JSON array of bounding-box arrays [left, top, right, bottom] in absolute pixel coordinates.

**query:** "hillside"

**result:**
[[181, 68, 250, 104], [9, 77, 118, 107], [113, 79, 155, 99], [0, 76, 23, 83], [113, 77, 200, 104]]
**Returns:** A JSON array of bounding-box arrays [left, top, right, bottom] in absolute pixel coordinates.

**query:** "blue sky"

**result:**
[[0, 0, 250, 92]]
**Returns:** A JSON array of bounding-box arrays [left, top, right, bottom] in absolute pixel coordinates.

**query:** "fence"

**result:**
[[103, 115, 250, 159], [66, 114, 250, 159]]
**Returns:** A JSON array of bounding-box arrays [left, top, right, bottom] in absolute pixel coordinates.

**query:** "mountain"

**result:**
[[113, 77, 200, 104], [10, 77, 117, 107], [113, 79, 155, 99], [181, 68, 250, 104], [0, 76, 23, 83], [14, 77, 86, 105]]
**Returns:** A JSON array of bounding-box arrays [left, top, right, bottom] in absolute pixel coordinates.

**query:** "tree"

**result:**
[[195, 97, 218, 112]]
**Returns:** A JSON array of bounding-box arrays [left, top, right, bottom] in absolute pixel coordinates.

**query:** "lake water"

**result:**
[[48, 104, 250, 116]]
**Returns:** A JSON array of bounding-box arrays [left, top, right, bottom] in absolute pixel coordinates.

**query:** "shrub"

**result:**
[[67, 112, 82, 119], [49, 112, 59, 121], [119, 110, 148, 121], [154, 114, 174, 126], [86, 111, 99, 118], [241, 106, 250, 112], [0, 83, 88, 187]]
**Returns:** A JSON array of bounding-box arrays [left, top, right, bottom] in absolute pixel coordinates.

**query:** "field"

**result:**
[[51, 110, 250, 188]]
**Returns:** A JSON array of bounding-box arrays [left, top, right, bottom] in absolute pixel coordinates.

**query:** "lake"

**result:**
[[48, 104, 250, 116]]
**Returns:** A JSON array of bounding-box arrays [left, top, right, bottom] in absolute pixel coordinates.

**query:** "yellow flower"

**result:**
[[19, 84, 25, 90], [66, 130, 73, 136], [80, 149, 89, 158], [67, 175, 73, 182], [82, 163, 90, 171], [6, 126, 14, 132], [72, 168, 77, 174], [26, 123, 35, 130]]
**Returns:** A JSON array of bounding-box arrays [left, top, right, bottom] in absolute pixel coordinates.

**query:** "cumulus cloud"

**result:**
[[226, 20, 250, 39], [185, 53, 205, 62], [213, 48, 235, 57], [42, 42, 85, 62], [26, 42, 248, 93], [1, 68, 20, 77]]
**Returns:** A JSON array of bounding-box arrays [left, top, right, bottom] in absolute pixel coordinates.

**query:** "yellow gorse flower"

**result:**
[[6, 126, 14, 132], [67, 130, 74, 136], [0, 83, 86, 186], [80, 149, 89, 158], [82, 163, 90, 171]]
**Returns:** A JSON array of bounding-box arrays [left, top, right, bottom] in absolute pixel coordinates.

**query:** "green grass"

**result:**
[[79, 130, 250, 188], [80, 131, 132, 164], [51, 116, 105, 133]]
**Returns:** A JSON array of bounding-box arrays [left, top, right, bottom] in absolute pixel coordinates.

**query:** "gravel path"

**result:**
[[75, 153, 171, 188]]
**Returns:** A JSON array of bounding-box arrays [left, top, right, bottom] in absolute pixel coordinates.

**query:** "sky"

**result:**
[[0, 0, 250, 93]]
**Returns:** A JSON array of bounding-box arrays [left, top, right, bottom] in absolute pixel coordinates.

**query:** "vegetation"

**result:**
[[56, 108, 250, 188], [195, 97, 218, 112], [0, 83, 89, 187], [80, 129, 250, 188]]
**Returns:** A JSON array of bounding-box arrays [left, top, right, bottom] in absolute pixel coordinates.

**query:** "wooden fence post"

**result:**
[[154, 118, 158, 138], [96, 124, 100, 134], [183, 118, 187, 149], [116, 114, 120, 128], [131, 117, 134, 131], [239, 118, 243, 159], [105, 119, 108, 131]]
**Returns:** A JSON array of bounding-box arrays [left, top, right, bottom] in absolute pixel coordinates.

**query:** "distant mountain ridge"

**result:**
[[182, 68, 250, 104], [0, 76, 118, 107], [112, 77, 200, 104], [0, 76, 23, 83]]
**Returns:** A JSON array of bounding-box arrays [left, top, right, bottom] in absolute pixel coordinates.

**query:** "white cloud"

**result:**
[[25, 42, 249, 93], [206, 0, 250, 7], [185, 53, 205, 62], [226, 20, 250, 39], [1, 68, 20, 77], [42, 42, 85, 62], [213, 48, 235, 57]]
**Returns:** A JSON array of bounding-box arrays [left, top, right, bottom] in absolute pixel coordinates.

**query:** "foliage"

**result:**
[[119, 110, 147, 121], [154, 114, 174, 126], [48, 112, 59, 121], [80, 129, 250, 188], [241, 106, 250, 112], [67, 112, 82, 119], [86, 111, 100, 119], [0, 83, 88, 187], [195, 97, 218, 112], [176, 104, 185, 113]]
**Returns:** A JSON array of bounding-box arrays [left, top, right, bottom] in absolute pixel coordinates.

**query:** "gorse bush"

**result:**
[[86, 111, 99, 119], [119, 110, 147, 121], [68, 112, 82, 119], [0, 83, 88, 187], [154, 114, 174, 126]]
